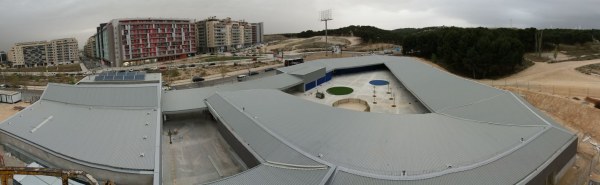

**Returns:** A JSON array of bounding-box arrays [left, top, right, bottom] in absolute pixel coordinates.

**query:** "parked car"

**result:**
[[264, 68, 275, 72], [208, 63, 216, 66], [249, 71, 259, 76], [188, 64, 196, 68], [237, 75, 247, 81], [192, 76, 205, 82], [178, 65, 187, 69]]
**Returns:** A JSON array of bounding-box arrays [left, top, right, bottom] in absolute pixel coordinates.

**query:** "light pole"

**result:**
[[373, 85, 376, 97], [583, 134, 600, 184]]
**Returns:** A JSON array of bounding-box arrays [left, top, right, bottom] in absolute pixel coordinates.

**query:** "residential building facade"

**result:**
[[196, 17, 262, 53], [0, 51, 8, 66], [84, 36, 97, 58], [251, 22, 264, 44], [8, 38, 79, 68], [96, 18, 196, 67], [46, 38, 79, 65]]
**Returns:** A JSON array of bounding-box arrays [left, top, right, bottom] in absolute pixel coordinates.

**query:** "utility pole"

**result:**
[[320, 9, 333, 56], [535, 30, 544, 57]]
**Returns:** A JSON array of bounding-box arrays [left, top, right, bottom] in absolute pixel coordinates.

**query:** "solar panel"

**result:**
[[134, 75, 145, 80], [124, 75, 135, 81], [95, 70, 146, 81]]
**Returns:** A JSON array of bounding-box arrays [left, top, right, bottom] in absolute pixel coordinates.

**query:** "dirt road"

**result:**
[[478, 60, 600, 98]]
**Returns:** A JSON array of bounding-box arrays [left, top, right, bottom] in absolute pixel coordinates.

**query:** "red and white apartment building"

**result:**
[[98, 18, 196, 67]]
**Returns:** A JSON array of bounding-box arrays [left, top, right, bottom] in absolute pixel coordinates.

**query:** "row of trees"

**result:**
[[288, 26, 600, 79], [286, 25, 420, 44], [403, 27, 530, 78]]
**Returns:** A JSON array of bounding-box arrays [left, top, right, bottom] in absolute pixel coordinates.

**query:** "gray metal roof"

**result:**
[[200, 55, 575, 184], [0, 83, 161, 171], [329, 128, 574, 185], [162, 73, 303, 113], [277, 56, 385, 73], [43, 83, 159, 108], [0, 90, 20, 96]]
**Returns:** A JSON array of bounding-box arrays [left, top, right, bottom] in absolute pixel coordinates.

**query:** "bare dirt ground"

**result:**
[[412, 56, 600, 97], [502, 87, 600, 185], [335, 102, 368, 112], [478, 59, 600, 98], [412, 57, 600, 184], [266, 36, 383, 52], [346, 43, 396, 52], [265, 36, 359, 52], [304, 52, 355, 61], [0, 102, 29, 122]]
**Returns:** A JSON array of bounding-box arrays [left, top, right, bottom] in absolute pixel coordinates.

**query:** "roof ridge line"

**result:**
[[265, 161, 328, 170], [437, 112, 548, 127], [436, 93, 505, 112], [509, 92, 573, 135], [214, 92, 335, 167], [39, 99, 157, 110], [334, 126, 551, 181]]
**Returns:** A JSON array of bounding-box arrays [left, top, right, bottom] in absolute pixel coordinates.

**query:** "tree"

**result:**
[[219, 67, 229, 78]]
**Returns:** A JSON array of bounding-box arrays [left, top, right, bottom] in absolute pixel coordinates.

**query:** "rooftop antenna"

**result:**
[[320, 9, 333, 55]]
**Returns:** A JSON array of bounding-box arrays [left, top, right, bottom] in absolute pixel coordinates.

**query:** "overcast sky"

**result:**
[[1, 0, 599, 52]]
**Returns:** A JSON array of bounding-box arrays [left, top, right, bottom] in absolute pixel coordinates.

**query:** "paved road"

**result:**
[[172, 70, 277, 90]]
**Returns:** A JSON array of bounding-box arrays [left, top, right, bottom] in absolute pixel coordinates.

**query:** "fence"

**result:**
[[480, 80, 600, 99]]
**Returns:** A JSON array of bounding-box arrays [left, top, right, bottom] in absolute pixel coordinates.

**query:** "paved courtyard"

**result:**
[[162, 113, 246, 185], [296, 70, 429, 114]]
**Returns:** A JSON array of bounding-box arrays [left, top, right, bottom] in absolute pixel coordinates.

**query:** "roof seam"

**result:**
[[437, 112, 549, 127], [216, 92, 334, 167], [436, 93, 505, 112], [39, 99, 157, 110], [333, 127, 551, 181], [509, 92, 573, 135]]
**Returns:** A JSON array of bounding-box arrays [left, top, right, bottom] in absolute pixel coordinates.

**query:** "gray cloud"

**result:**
[[0, 0, 598, 51]]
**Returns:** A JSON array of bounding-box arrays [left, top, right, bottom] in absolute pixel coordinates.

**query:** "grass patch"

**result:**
[[1, 64, 82, 72], [326, 86, 354, 95]]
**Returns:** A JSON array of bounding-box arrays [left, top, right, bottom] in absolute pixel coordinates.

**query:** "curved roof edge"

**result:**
[[195, 55, 576, 184]]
